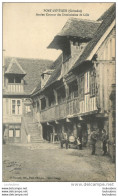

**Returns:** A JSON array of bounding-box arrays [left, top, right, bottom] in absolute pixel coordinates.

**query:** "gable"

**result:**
[[4, 57, 53, 95], [5, 58, 26, 75]]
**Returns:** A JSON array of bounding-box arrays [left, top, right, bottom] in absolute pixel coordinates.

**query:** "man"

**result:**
[[101, 129, 108, 155], [60, 129, 68, 149], [90, 129, 98, 155], [77, 123, 82, 150], [83, 131, 88, 147]]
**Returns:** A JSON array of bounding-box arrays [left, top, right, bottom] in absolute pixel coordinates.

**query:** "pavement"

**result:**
[[2, 141, 115, 182]]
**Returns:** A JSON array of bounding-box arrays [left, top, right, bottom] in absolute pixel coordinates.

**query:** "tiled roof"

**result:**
[[5, 58, 26, 75], [71, 3, 115, 71], [4, 57, 53, 95], [32, 54, 62, 96], [44, 55, 62, 88], [33, 4, 115, 97], [58, 18, 101, 38], [48, 18, 101, 49]]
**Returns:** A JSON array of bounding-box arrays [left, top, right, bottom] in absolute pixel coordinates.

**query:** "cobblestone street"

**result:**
[[2, 142, 115, 182]]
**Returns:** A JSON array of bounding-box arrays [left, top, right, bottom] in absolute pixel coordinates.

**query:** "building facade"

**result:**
[[3, 4, 116, 160], [31, 4, 116, 159], [3, 57, 52, 143]]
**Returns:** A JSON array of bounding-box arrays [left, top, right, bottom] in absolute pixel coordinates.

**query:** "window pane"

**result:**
[[15, 77, 21, 83], [90, 72, 96, 96], [15, 130, 20, 137], [12, 100, 16, 105], [12, 100, 16, 114], [8, 77, 14, 83], [79, 75, 84, 100], [9, 130, 13, 137], [17, 100, 20, 106], [12, 105, 15, 109], [12, 110, 15, 114], [17, 106, 20, 114], [12, 105, 15, 114], [41, 98, 46, 110]]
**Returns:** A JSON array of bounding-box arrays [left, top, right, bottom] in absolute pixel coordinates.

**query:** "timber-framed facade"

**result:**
[[3, 4, 116, 161], [31, 4, 116, 160]]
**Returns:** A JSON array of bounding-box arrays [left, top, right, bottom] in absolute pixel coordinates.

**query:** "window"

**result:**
[[15, 130, 20, 137], [12, 100, 16, 114], [8, 125, 21, 138], [90, 70, 96, 97], [48, 91, 55, 107], [11, 99, 21, 115], [36, 101, 40, 112], [8, 77, 14, 83], [25, 106, 31, 113], [79, 75, 84, 100], [9, 130, 13, 137], [84, 72, 90, 94], [15, 77, 21, 83], [41, 98, 46, 110], [17, 100, 20, 114], [68, 80, 78, 99], [57, 86, 66, 104], [8, 76, 21, 84]]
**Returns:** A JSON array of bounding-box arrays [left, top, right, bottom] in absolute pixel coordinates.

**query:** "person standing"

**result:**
[[77, 123, 83, 150], [90, 129, 98, 155], [101, 129, 108, 155], [60, 129, 68, 149], [83, 131, 88, 147]]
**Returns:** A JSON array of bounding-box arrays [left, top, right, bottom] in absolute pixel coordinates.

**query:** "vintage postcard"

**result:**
[[2, 2, 116, 186]]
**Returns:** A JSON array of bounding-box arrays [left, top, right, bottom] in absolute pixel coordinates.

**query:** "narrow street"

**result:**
[[2, 142, 115, 182]]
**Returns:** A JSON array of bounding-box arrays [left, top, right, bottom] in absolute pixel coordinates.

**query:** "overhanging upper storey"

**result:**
[[48, 18, 101, 50], [47, 18, 101, 77]]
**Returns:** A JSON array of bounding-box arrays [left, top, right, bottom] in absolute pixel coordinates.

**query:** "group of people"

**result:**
[[60, 128, 108, 156], [60, 129, 83, 150]]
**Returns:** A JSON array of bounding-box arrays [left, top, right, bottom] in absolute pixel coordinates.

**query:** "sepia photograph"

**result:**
[[2, 2, 116, 182]]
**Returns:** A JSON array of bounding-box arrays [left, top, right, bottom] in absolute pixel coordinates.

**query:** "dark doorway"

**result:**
[[42, 124, 53, 142]]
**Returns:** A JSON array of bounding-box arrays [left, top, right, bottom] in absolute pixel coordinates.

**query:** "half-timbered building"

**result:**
[[31, 4, 116, 159], [3, 4, 116, 160]]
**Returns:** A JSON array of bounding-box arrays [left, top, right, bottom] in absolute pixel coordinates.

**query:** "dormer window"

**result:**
[[8, 76, 21, 84], [5, 58, 26, 93], [41, 69, 54, 89]]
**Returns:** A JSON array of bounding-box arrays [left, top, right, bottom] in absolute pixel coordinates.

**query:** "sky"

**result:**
[[3, 2, 114, 61]]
